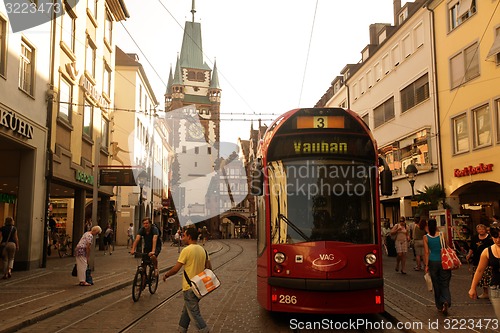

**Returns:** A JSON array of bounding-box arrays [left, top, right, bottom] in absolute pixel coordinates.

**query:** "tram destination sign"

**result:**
[[99, 168, 137, 186], [268, 134, 375, 161]]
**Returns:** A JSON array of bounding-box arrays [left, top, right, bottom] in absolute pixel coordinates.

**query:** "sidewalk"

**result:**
[[0, 241, 222, 333]]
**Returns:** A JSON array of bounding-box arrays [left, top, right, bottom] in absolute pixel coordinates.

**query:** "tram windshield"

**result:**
[[268, 159, 376, 245]]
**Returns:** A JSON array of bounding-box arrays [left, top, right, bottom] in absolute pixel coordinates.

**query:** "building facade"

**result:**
[[318, 0, 441, 225], [113, 46, 165, 245], [428, 0, 500, 226], [0, 0, 128, 269], [0, 4, 51, 269], [47, 0, 128, 256]]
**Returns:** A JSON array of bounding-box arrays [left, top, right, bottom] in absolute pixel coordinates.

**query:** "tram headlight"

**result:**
[[365, 253, 377, 265], [274, 252, 286, 264]]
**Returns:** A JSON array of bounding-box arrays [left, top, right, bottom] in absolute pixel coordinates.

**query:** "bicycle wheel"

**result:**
[[148, 265, 158, 294], [132, 267, 143, 302]]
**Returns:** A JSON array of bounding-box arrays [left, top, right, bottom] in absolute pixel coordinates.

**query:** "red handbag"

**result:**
[[440, 234, 461, 270]]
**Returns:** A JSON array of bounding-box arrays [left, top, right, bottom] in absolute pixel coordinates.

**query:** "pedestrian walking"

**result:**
[[104, 224, 113, 255], [391, 217, 409, 274], [381, 221, 391, 255], [424, 218, 452, 315], [469, 223, 500, 319], [127, 223, 134, 248], [201, 226, 210, 246], [466, 224, 493, 299], [162, 227, 211, 333], [173, 228, 182, 246], [413, 218, 428, 271], [75, 226, 101, 286], [1, 217, 19, 279]]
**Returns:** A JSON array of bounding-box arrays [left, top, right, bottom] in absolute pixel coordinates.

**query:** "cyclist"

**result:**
[[130, 217, 161, 276]]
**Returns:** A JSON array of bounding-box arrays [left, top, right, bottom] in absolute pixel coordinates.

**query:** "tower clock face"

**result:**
[[188, 123, 204, 140]]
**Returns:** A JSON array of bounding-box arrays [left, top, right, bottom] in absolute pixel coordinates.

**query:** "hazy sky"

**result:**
[[115, 0, 408, 143]]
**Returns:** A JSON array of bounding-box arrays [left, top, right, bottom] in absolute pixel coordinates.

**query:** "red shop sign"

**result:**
[[454, 163, 493, 177]]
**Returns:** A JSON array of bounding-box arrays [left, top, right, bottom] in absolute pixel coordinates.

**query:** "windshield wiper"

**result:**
[[278, 214, 311, 242]]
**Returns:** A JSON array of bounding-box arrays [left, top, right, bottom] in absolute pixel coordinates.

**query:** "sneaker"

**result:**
[[478, 294, 489, 299], [154, 269, 159, 277]]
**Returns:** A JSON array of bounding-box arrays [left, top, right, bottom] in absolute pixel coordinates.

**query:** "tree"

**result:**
[[414, 184, 448, 218]]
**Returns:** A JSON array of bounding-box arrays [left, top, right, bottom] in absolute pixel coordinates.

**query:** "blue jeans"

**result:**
[[178, 289, 209, 333], [428, 260, 452, 310]]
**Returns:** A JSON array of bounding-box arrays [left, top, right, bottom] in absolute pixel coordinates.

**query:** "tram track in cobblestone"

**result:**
[[118, 240, 244, 333], [14, 240, 244, 333], [13, 240, 418, 332]]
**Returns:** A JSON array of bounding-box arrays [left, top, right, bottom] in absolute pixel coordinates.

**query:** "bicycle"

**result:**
[[57, 233, 72, 258], [131, 253, 159, 302]]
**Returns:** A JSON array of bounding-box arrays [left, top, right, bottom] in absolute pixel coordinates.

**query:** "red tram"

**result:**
[[252, 107, 392, 314]]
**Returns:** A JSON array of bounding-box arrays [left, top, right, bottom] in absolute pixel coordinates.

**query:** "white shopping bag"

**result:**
[[424, 272, 433, 292]]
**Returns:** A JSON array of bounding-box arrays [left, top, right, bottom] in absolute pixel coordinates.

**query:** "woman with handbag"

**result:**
[[424, 218, 452, 315], [75, 225, 101, 286], [468, 223, 500, 319], [1, 217, 19, 279]]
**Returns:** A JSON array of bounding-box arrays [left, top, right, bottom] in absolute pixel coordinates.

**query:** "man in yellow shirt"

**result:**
[[163, 227, 211, 333]]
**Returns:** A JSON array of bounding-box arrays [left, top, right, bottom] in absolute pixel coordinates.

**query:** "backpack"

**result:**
[[153, 224, 162, 248]]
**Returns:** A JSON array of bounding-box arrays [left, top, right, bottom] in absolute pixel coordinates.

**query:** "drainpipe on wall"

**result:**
[[425, 2, 445, 189], [345, 82, 350, 109], [42, 0, 57, 268]]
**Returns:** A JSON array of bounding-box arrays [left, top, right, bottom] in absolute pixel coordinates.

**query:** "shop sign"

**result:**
[[454, 163, 493, 177], [452, 214, 470, 219], [75, 170, 94, 185], [0, 109, 34, 139], [0, 193, 16, 204], [79, 75, 109, 110], [100, 168, 136, 186]]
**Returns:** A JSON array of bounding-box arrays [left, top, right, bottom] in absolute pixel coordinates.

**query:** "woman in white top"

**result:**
[[391, 217, 409, 274]]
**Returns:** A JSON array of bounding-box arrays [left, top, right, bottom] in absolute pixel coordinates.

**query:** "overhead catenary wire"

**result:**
[[119, 21, 168, 89], [298, 0, 319, 107]]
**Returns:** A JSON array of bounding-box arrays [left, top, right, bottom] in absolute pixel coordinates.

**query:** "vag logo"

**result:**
[[319, 254, 336, 260], [312, 253, 342, 268], [310, 250, 347, 271]]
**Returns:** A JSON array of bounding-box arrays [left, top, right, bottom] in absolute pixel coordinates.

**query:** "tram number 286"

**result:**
[[279, 295, 297, 304]]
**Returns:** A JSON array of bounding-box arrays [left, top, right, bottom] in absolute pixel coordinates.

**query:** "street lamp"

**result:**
[[405, 164, 419, 199], [136, 170, 148, 257]]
